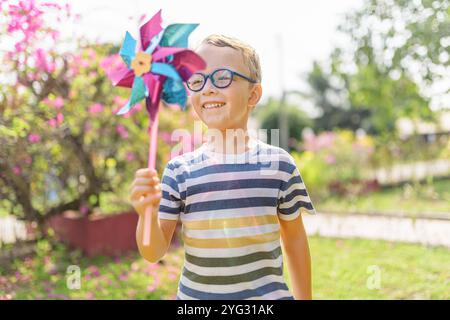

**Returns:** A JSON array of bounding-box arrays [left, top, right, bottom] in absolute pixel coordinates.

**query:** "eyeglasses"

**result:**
[[186, 68, 257, 92]]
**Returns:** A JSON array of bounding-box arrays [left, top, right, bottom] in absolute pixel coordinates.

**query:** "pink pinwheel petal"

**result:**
[[145, 78, 164, 122], [171, 50, 206, 81], [143, 73, 157, 96], [109, 67, 135, 88], [152, 47, 187, 62], [140, 9, 163, 51]]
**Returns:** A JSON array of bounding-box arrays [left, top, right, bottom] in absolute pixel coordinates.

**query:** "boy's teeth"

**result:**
[[204, 103, 225, 109]]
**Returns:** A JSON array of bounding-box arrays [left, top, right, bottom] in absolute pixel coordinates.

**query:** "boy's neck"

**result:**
[[204, 127, 255, 155]]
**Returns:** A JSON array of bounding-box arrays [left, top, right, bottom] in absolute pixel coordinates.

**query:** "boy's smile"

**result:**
[[190, 44, 262, 132]]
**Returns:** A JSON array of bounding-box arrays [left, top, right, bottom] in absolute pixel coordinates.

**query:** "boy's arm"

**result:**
[[279, 211, 312, 300], [136, 207, 178, 263]]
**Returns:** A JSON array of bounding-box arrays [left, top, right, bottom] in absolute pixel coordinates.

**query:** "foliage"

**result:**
[[0, 1, 199, 224], [304, 0, 448, 137], [292, 130, 376, 199], [254, 97, 313, 148]]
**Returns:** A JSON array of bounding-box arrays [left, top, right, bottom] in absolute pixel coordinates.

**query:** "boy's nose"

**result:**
[[201, 77, 218, 95]]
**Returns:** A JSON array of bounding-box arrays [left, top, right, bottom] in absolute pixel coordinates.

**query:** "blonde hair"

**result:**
[[200, 34, 262, 83]]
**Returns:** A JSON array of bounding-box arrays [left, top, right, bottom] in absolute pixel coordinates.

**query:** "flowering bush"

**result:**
[[293, 130, 376, 199], [0, 1, 199, 226]]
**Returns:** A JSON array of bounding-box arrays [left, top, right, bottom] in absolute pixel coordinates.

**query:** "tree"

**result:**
[[255, 98, 313, 149], [304, 0, 447, 137]]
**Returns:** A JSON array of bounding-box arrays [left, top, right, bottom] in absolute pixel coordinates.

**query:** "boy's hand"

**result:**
[[130, 168, 162, 217]]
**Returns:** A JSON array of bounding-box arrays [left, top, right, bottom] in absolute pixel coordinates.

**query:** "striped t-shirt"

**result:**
[[158, 138, 316, 300]]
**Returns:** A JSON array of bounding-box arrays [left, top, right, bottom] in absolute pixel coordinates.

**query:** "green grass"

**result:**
[[317, 178, 450, 218], [1, 236, 449, 300], [305, 237, 450, 299]]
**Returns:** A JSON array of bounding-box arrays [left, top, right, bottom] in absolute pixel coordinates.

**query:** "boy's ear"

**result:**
[[248, 83, 262, 110]]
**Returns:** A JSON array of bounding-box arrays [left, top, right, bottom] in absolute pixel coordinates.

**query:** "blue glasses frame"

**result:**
[[187, 68, 257, 92]]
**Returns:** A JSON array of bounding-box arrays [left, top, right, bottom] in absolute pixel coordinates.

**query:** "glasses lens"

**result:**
[[187, 74, 205, 91], [212, 69, 233, 88]]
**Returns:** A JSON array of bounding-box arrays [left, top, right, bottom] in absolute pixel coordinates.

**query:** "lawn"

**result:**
[[1, 236, 449, 300], [316, 178, 450, 218]]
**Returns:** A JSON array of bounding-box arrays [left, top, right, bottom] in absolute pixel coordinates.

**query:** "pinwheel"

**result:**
[[106, 10, 206, 245]]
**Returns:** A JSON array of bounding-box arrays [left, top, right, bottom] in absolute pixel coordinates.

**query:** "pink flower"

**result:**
[[34, 48, 55, 73], [87, 265, 100, 277], [85, 292, 95, 300], [79, 204, 89, 216], [88, 103, 104, 114], [325, 154, 336, 164], [13, 165, 22, 175], [116, 124, 129, 139], [100, 54, 122, 73], [160, 131, 172, 144], [126, 152, 135, 161], [86, 48, 96, 60], [168, 273, 178, 281], [44, 96, 64, 109], [28, 133, 41, 143], [147, 284, 157, 293], [113, 96, 127, 106], [53, 97, 64, 109], [48, 113, 64, 127], [119, 272, 128, 281]]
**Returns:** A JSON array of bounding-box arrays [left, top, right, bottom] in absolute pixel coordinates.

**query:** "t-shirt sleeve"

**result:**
[[158, 163, 183, 221], [277, 162, 316, 221]]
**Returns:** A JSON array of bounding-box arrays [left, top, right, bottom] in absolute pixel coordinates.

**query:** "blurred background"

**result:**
[[0, 0, 449, 299]]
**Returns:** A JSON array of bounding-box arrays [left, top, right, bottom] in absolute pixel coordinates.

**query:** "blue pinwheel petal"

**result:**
[[162, 78, 187, 109], [117, 76, 147, 115], [120, 31, 137, 68], [151, 62, 182, 81], [145, 30, 164, 55], [159, 24, 199, 48]]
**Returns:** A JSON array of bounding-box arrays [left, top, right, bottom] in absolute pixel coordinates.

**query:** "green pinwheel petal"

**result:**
[[129, 76, 147, 105], [162, 78, 187, 109], [160, 24, 199, 48], [117, 76, 147, 115]]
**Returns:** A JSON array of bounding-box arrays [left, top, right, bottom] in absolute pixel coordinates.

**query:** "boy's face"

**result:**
[[190, 44, 262, 132]]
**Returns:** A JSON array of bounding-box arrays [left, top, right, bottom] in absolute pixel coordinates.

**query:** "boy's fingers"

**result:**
[[129, 177, 160, 194], [131, 193, 162, 209], [135, 168, 157, 178], [130, 185, 158, 200], [130, 177, 157, 189]]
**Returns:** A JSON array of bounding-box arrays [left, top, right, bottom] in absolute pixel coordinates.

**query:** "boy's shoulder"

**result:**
[[165, 145, 207, 171], [256, 140, 298, 165]]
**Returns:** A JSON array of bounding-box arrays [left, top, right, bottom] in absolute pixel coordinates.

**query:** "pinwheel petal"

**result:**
[[171, 49, 207, 81], [120, 31, 137, 67], [151, 62, 182, 81], [152, 47, 187, 62], [109, 67, 135, 88], [162, 78, 187, 109], [140, 9, 163, 51], [160, 24, 199, 48], [117, 76, 147, 115], [144, 30, 164, 55]]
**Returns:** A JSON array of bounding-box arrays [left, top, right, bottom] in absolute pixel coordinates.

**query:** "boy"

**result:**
[[130, 35, 316, 300]]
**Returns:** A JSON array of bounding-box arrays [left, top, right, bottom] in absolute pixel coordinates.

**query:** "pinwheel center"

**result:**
[[131, 52, 152, 77]]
